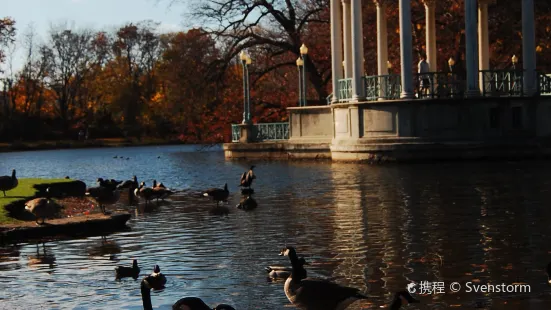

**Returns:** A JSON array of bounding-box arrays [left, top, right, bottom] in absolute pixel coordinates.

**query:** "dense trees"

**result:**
[[1, 1, 551, 143]]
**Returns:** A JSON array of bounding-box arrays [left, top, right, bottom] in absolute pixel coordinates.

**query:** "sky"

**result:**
[[2, 0, 190, 74]]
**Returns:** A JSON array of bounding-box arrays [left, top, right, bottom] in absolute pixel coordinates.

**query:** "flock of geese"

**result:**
[[0, 166, 422, 309], [111, 246, 419, 310]]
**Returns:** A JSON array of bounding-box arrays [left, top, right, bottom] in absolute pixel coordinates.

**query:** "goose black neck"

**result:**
[[11, 170, 16, 179], [286, 249, 300, 266], [141, 280, 153, 310]]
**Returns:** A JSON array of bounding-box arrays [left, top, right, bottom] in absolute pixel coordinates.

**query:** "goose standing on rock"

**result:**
[[140, 266, 236, 310], [202, 183, 229, 206], [152, 180, 174, 201], [239, 166, 256, 195], [280, 246, 369, 310], [115, 259, 141, 280], [0, 169, 18, 196], [134, 182, 157, 205], [24, 188, 63, 225], [85, 186, 120, 214]]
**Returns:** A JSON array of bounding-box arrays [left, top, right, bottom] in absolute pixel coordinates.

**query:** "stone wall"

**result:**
[[288, 106, 333, 143]]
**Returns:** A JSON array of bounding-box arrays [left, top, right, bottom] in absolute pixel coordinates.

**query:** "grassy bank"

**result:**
[[0, 178, 70, 224], [0, 137, 185, 153]]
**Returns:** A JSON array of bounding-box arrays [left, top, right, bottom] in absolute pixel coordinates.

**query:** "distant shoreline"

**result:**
[[0, 138, 197, 153]]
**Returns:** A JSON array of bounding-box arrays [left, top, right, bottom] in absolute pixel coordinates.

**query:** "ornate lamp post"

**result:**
[[296, 57, 304, 106], [240, 51, 252, 124], [300, 44, 308, 107], [511, 54, 518, 70]]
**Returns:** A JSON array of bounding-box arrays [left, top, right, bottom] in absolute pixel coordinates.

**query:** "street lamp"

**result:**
[[296, 57, 304, 106], [300, 44, 308, 107], [240, 51, 252, 124], [387, 61, 392, 73], [448, 57, 455, 73], [511, 54, 518, 70]]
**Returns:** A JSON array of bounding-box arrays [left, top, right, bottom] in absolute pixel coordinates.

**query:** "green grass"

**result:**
[[0, 178, 71, 225]]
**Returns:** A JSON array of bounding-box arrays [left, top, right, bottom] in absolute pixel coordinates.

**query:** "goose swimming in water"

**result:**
[[202, 183, 229, 206], [140, 265, 235, 310], [0, 169, 18, 196], [115, 259, 140, 280], [280, 246, 369, 310]]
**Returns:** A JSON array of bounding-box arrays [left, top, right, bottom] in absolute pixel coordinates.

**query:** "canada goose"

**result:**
[[239, 166, 256, 189], [389, 291, 420, 310], [280, 246, 368, 310], [0, 169, 18, 196], [236, 196, 258, 210], [266, 256, 308, 279], [117, 176, 138, 189], [140, 269, 235, 310], [115, 259, 140, 280], [24, 189, 62, 225], [202, 183, 229, 206], [152, 180, 166, 189], [134, 182, 158, 204], [86, 186, 120, 214], [97, 178, 122, 191]]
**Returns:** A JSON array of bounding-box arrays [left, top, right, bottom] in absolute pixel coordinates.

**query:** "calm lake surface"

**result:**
[[1, 144, 551, 309]]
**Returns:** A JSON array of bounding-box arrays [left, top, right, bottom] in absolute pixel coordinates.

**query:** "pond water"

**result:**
[[1, 145, 551, 309]]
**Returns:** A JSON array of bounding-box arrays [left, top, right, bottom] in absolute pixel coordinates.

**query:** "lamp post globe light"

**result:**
[[300, 44, 308, 107], [511, 54, 518, 70], [448, 57, 455, 73]]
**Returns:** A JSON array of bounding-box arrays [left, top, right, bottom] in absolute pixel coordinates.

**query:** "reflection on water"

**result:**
[[0, 146, 551, 308], [27, 243, 56, 269]]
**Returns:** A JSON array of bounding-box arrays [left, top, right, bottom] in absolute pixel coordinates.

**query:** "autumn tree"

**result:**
[[166, 0, 332, 100], [112, 21, 162, 136]]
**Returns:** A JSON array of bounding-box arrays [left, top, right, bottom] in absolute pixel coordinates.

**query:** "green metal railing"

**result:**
[[415, 72, 463, 99], [231, 122, 289, 142], [327, 70, 551, 105], [481, 70, 523, 97], [538, 73, 551, 95], [337, 78, 353, 101], [364, 74, 402, 101]]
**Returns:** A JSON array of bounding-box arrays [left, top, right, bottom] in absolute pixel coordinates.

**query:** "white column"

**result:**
[[478, 0, 490, 92], [465, 0, 480, 97], [342, 0, 353, 78], [399, 0, 414, 98], [522, 0, 537, 95], [374, 0, 388, 76], [351, 0, 365, 101], [423, 0, 437, 72], [331, 0, 343, 103]]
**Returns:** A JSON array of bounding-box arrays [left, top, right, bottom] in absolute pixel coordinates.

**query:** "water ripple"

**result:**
[[0, 148, 551, 308]]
